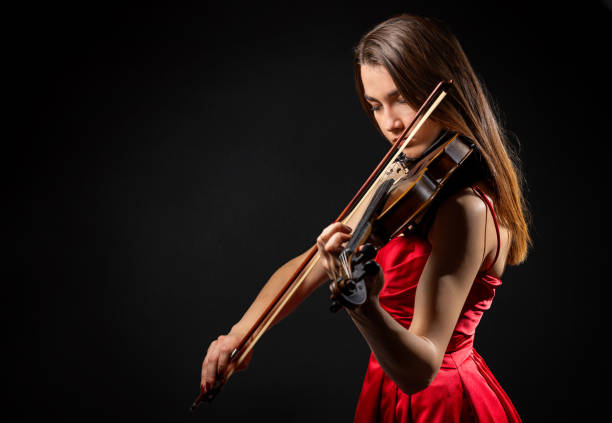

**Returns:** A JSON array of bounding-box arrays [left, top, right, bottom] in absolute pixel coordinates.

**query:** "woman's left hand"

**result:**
[[316, 222, 352, 281], [316, 222, 384, 306]]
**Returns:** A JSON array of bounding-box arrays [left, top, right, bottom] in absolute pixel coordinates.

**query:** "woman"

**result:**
[[201, 14, 530, 422]]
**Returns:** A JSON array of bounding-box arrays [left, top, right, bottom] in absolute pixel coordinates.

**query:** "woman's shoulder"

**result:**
[[436, 186, 488, 224], [426, 182, 510, 276], [425, 185, 489, 246]]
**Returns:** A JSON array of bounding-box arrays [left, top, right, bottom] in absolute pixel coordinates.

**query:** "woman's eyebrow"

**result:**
[[364, 89, 399, 102]]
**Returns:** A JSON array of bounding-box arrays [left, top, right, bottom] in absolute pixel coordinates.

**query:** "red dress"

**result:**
[[353, 187, 522, 423]]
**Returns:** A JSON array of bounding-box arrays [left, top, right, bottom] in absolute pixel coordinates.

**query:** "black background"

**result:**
[[18, 1, 608, 422]]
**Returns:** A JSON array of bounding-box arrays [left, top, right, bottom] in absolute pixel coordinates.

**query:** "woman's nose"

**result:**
[[383, 109, 404, 132]]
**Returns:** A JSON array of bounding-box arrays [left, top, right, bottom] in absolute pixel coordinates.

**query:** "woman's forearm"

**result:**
[[230, 250, 328, 337], [347, 300, 440, 394]]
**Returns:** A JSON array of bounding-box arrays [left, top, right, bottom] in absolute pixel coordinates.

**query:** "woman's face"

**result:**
[[361, 64, 442, 158]]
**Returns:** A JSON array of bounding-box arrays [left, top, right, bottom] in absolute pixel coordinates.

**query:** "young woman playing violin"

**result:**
[[200, 14, 530, 422]]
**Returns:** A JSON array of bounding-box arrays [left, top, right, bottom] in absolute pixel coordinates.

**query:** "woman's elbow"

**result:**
[[396, 366, 439, 395]]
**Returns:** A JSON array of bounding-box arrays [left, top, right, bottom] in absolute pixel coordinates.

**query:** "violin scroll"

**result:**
[[329, 243, 379, 312]]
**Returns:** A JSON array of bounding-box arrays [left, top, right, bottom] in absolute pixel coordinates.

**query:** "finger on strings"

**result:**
[[325, 232, 352, 255], [319, 222, 352, 244], [330, 256, 345, 281], [319, 240, 340, 280]]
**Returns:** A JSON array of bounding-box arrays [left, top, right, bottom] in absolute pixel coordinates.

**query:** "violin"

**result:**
[[190, 79, 475, 411]]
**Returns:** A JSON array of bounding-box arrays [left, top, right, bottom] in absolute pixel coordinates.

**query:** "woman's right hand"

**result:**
[[200, 332, 253, 393]]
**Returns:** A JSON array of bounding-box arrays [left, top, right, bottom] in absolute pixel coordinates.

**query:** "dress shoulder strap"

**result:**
[[471, 185, 501, 273]]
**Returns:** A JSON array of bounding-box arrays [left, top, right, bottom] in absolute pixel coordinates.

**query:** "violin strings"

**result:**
[[340, 250, 351, 280]]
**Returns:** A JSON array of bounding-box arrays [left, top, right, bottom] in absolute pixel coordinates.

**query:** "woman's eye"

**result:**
[[397, 97, 408, 104], [370, 104, 382, 112]]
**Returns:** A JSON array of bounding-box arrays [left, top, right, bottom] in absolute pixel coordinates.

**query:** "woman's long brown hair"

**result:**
[[354, 14, 531, 265]]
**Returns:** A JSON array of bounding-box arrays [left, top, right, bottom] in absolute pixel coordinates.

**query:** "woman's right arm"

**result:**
[[200, 248, 330, 392]]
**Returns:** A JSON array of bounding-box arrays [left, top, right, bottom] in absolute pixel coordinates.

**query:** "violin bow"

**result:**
[[190, 79, 454, 411]]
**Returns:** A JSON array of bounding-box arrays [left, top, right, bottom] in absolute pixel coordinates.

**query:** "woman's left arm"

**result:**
[[341, 193, 489, 394]]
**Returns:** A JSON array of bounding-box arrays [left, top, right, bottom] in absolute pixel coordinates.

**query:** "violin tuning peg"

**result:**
[[364, 260, 380, 276], [354, 244, 377, 265], [361, 244, 377, 260]]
